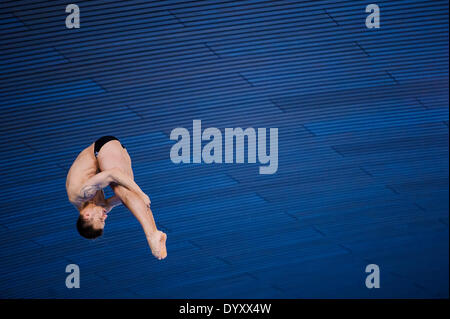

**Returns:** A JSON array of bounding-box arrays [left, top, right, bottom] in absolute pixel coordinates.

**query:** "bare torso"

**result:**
[[66, 138, 167, 259], [66, 140, 133, 210]]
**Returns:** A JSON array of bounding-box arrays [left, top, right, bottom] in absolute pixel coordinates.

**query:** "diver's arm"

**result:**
[[105, 195, 122, 212], [77, 168, 148, 204]]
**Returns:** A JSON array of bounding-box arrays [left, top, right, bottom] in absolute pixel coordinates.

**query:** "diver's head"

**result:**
[[77, 204, 107, 239]]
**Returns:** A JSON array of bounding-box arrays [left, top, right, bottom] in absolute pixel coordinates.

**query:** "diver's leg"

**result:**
[[112, 184, 167, 260]]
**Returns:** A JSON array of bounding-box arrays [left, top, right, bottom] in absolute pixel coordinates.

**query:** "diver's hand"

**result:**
[[140, 193, 151, 207]]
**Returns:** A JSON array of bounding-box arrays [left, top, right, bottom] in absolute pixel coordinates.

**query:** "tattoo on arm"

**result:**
[[80, 184, 99, 199]]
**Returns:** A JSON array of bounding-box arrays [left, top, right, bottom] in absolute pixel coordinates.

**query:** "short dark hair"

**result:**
[[76, 215, 103, 239]]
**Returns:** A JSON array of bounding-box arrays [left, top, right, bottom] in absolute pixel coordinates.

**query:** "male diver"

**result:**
[[66, 136, 167, 260]]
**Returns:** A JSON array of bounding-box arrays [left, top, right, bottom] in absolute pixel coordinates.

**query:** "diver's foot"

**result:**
[[147, 231, 167, 260]]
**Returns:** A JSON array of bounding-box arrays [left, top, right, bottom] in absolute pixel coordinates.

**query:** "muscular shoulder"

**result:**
[[67, 182, 98, 209]]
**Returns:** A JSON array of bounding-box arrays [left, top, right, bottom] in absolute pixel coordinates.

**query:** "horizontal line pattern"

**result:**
[[0, 0, 448, 298]]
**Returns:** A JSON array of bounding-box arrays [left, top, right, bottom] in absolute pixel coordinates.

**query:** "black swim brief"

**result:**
[[94, 135, 125, 157]]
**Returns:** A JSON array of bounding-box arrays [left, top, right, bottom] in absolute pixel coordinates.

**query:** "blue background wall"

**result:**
[[0, 0, 448, 298]]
